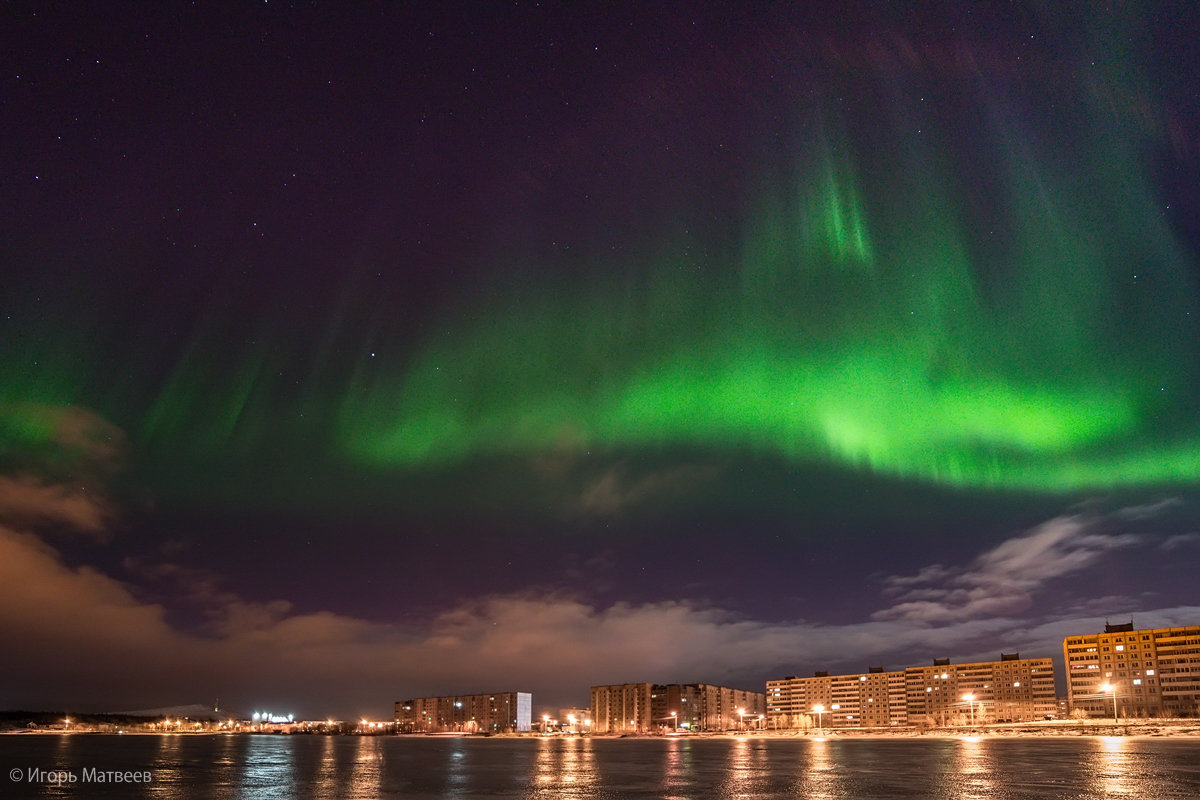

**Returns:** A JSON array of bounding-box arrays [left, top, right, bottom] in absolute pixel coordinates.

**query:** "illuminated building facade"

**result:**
[[768, 653, 1056, 728], [394, 691, 531, 733], [649, 683, 766, 731], [1064, 622, 1200, 718], [590, 683, 652, 733], [590, 682, 765, 732], [767, 667, 906, 729], [905, 654, 1056, 725]]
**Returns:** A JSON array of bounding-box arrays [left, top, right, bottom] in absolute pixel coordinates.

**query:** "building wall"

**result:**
[[689, 684, 765, 731], [590, 683, 652, 733], [768, 655, 1055, 728], [767, 669, 906, 729], [1064, 623, 1200, 718], [395, 691, 531, 733], [594, 683, 765, 732], [905, 655, 1056, 725]]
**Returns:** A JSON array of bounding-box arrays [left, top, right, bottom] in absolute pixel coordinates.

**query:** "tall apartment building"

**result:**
[[1064, 622, 1200, 718], [395, 691, 532, 733], [591, 682, 766, 732], [905, 653, 1056, 725], [767, 667, 906, 728], [768, 653, 1055, 728], [649, 683, 766, 731], [590, 683, 653, 732]]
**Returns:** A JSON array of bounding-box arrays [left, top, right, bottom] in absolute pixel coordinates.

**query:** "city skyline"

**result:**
[[3, 3, 1200, 718]]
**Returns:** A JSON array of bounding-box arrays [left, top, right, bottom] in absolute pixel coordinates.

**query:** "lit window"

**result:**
[[1116, 645, 1124, 651], [1146, 669, 1155, 676], [1133, 679, 1142, 685]]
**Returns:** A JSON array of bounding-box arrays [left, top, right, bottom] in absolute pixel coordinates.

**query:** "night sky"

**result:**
[[3, 2, 1200, 719]]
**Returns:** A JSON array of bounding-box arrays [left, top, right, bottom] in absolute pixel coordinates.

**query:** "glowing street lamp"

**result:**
[[812, 704, 825, 736], [962, 693, 976, 726], [1099, 683, 1118, 724], [736, 708, 745, 731], [670, 711, 677, 732]]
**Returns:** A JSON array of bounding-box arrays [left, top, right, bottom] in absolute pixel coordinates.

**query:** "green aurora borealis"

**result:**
[[4, 59, 1199, 497], [335, 103, 1200, 490]]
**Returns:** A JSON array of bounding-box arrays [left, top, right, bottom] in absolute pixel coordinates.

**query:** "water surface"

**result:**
[[2, 734, 1198, 798]]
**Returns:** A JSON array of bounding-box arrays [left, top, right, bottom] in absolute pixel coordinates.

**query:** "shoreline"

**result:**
[[5, 720, 1200, 739]]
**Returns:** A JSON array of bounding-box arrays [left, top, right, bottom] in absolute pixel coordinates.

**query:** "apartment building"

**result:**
[[591, 682, 765, 732], [767, 667, 906, 729], [768, 653, 1055, 728], [394, 691, 532, 733], [905, 653, 1056, 725], [1064, 622, 1200, 718], [590, 683, 653, 733], [650, 683, 766, 731]]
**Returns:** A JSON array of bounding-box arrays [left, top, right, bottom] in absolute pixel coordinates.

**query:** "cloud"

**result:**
[[1114, 497, 1183, 521], [0, 489, 1185, 718], [575, 462, 719, 515], [0, 405, 125, 537], [0, 403, 127, 475], [0, 476, 112, 536], [1160, 532, 1200, 551], [874, 515, 1141, 624], [0, 521, 1028, 716]]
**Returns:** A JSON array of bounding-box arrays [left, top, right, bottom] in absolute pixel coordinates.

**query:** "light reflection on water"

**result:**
[[1091, 736, 1135, 799], [661, 736, 702, 799], [2, 734, 1200, 798], [151, 733, 185, 796], [797, 736, 839, 799], [949, 735, 992, 799], [529, 735, 598, 799], [308, 734, 337, 800], [237, 734, 296, 798]]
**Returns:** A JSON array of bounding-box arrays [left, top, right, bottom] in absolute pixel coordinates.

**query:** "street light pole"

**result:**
[[1099, 683, 1118, 724], [813, 704, 825, 736], [962, 693, 975, 726]]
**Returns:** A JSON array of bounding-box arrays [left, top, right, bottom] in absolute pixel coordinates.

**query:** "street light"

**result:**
[[737, 707, 745, 731], [812, 704, 825, 736], [1099, 683, 1118, 724], [670, 711, 677, 732], [962, 693, 976, 726]]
